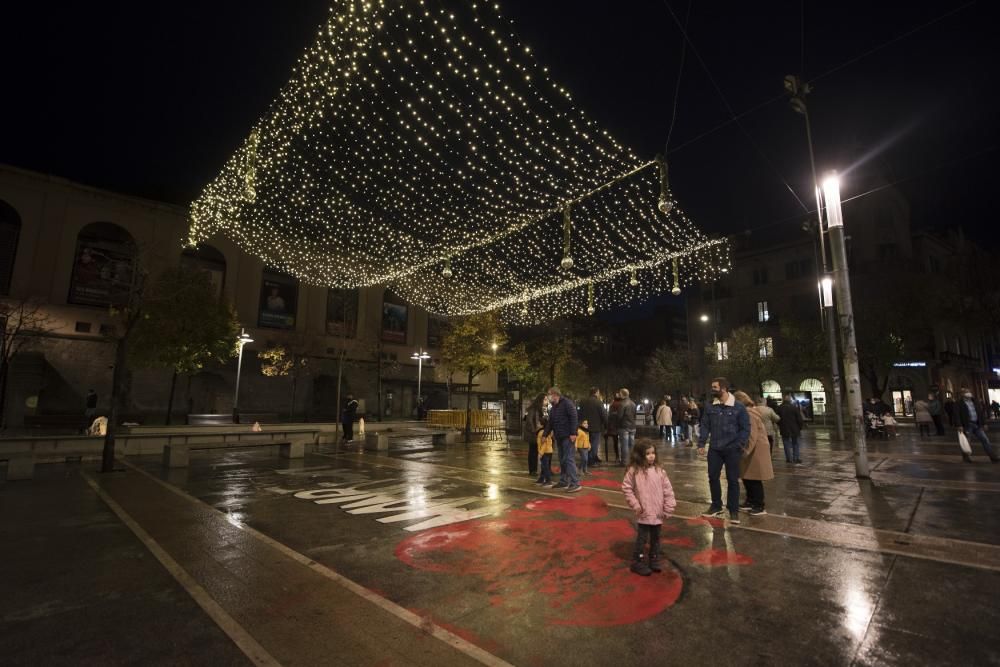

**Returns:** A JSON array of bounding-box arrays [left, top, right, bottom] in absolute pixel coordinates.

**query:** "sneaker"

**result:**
[[648, 556, 663, 573], [630, 559, 652, 576], [748, 507, 767, 516], [566, 485, 582, 493], [728, 511, 742, 525], [794, 459, 803, 465], [554, 482, 568, 488], [542, 482, 554, 488], [738, 501, 753, 512], [701, 506, 724, 518]]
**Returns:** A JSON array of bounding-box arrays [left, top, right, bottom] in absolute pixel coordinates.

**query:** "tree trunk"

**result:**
[[548, 363, 556, 389], [102, 336, 128, 473], [464, 367, 473, 444], [165, 370, 178, 425], [335, 348, 344, 426], [290, 369, 298, 422]]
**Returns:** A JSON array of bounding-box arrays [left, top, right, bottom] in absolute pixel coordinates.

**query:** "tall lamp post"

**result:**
[[232, 328, 254, 424], [819, 277, 845, 441], [822, 173, 870, 478], [411, 349, 430, 418]]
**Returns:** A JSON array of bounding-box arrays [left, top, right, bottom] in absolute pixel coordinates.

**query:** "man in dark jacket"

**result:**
[[579, 387, 608, 465], [341, 394, 359, 444], [617, 388, 637, 466], [697, 377, 750, 523], [776, 393, 805, 464], [957, 388, 999, 463], [543, 387, 581, 492]]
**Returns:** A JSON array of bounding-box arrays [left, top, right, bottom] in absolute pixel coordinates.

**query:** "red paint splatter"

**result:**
[[691, 548, 754, 567], [585, 478, 623, 490], [660, 536, 696, 548], [395, 496, 684, 627]]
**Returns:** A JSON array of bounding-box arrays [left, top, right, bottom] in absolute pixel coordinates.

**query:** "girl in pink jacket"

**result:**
[[622, 443, 677, 576]]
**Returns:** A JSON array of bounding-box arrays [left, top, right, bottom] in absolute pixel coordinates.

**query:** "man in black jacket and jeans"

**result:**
[[543, 387, 581, 492], [579, 387, 607, 465], [958, 388, 999, 463]]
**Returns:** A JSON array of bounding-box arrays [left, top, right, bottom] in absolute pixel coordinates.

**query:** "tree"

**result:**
[[515, 320, 593, 398], [440, 312, 507, 442], [127, 268, 241, 424], [644, 343, 691, 397], [0, 298, 55, 429], [258, 342, 309, 418], [708, 324, 776, 395]]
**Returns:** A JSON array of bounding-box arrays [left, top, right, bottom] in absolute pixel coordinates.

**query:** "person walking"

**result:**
[[524, 393, 546, 477], [617, 388, 637, 466], [735, 392, 775, 516], [655, 400, 672, 440], [776, 393, 805, 464], [341, 394, 359, 444], [755, 396, 781, 454], [576, 419, 592, 475], [621, 443, 677, 576], [957, 388, 999, 463], [606, 392, 622, 463], [914, 397, 933, 438], [928, 392, 945, 436], [687, 398, 701, 445], [543, 387, 582, 492], [697, 377, 750, 524], [579, 387, 607, 466]]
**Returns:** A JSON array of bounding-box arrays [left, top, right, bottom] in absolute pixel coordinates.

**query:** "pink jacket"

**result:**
[[622, 466, 677, 525]]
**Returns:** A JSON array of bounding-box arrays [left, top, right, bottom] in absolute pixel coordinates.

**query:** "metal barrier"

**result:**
[[427, 410, 504, 440]]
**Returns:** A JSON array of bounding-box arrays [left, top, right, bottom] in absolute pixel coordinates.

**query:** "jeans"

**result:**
[[528, 435, 539, 475], [743, 479, 764, 510], [604, 434, 619, 462], [558, 437, 579, 487], [967, 424, 997, 459], [342, 420, 354, 442], [782, 435, 800, 462], [538, 453, 553, 483], [932, 414, 945, 436], [619, 429, 636, 465], [579, 447, 589, 474], [634, 523, 661, 559], [707, 446, 742, 514]]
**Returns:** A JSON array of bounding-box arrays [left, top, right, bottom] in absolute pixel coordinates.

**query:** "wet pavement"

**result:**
[[2, 426, 999, 665]]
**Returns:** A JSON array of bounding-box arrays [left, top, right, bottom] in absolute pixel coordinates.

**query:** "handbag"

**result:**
[[957, 431, 972, 455]]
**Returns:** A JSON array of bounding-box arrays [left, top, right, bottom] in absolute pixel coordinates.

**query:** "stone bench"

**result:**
[[363, 429, 460, 452], [162, 440, 300, 468], [1, 452, 36, 480]]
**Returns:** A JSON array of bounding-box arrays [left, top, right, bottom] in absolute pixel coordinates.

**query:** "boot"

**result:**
[[648, 552, 663, 573], [963, 453, 974, 463], [630, 554, 652, 576]]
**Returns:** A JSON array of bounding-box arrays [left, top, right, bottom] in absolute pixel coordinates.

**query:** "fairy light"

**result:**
[[188, 0, 729, 322], [671, 258, 681, 295]]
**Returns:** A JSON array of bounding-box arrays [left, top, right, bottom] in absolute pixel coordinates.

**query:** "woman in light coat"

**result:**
[[654, 400, 672, 439], [913, 398, 933, 438], [755, 396, 781, 454], [736, 392, 775, 516]]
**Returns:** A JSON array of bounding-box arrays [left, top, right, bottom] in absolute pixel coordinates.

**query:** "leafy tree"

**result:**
[[258, 342, 309, 418], [0, 298, 55, 429], [440, 312, 507, 442], [128, 268, 240, 423], [644, 343, 691, 397], [707, 324, 776, 395]]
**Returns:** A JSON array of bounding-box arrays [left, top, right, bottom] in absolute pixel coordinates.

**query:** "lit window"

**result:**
[[759, 337, 774, 358], [757, 301, 769, 323], [717, 340, 729, 360]]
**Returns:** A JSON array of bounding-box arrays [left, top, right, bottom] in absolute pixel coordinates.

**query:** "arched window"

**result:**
[[181, 244, 226, 300], [761, 380, 782, 401], [0, 200, 21, 295], [800, 378, 825, 392], [800, 378, 827, 416], [68, 222, 136, 307], [258, 267, 298, 329]]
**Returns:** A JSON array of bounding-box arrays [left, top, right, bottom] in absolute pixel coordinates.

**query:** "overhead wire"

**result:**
[[663, 0, 691, 153]]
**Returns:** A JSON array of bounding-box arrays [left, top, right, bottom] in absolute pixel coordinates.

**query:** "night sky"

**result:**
[[3, 1, 996, 247]]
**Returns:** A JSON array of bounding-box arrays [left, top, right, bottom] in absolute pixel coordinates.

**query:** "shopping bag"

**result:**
[[957, 431, 972, 455]]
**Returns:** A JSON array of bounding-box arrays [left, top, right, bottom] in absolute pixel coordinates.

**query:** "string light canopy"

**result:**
[[188, 0, 730, 323]]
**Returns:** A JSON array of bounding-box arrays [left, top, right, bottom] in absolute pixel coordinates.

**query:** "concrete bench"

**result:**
[[1, 452, 36, 480], [363, 429, 460, 452], [162, 440, 301, 468], [187, 413, 281, 426]]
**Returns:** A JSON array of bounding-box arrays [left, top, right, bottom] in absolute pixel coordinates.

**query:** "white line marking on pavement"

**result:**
[[82, 472, 282, 667], [118, 460, 514, 667]]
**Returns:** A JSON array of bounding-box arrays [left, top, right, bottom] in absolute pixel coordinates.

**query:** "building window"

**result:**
[[74, 321, 92, 333], [784, 258, 813, 280], [757, 301, 769, 323], [180, 244, 226, 300], [759, 337, 774, 358], [929, 255, 941, 274], [0, 200, 21, 295], [326, 287, 359, 338], [752, 267, 769, 285], [68, 222, 136, 307], [258, 268, 298, 329], [878, 243, 899, 260], [716, 340, 729, 361]]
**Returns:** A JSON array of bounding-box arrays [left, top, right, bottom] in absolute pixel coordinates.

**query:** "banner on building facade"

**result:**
[[326, 288, 359, 337], [68, 238, 135, 307], [381, 292, 408, 343], [258, 271, 298, 329]]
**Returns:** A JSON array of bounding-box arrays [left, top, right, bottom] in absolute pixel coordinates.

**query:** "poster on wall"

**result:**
[[258, 271, 298, 329], [381, 292, 408, 343], [427, 315, 446, 348], [68, 239, 135, 307], [326, 288, 359, 337]]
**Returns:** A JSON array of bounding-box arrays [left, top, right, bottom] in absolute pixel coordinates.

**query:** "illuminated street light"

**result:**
[[232, 328, 254, 423], [411, 349, 431, 415]]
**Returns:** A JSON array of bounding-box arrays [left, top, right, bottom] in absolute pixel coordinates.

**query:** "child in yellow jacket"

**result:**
[[576, 419, 592, 475], [536, 431, 555, 487]]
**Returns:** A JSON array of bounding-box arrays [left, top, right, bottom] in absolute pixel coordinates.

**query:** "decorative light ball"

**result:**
[[629, 276, 639, 287], [658, 197, 674, 214], [441, 266, 453, 279], [560, 255, 574, 270], [587, 305, 595, 315], [671, 286, 682, 296]]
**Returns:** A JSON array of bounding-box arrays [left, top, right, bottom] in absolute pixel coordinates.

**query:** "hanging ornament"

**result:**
[[586, 282, 595, 315], [629, 268, 639, 287], [656, 154, 673, 214], [671, 258, 682, 295], [560, 203, 574, 270], [441, 257, 453, 279]]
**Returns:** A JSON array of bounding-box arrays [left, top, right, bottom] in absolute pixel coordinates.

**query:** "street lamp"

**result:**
[[822, 172, 870, 478], [232, 328, 254, 423], [699, 314, 709, 322], [410, 349, 430, 417]]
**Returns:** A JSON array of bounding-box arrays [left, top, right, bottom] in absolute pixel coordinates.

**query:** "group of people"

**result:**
[[652, 396, 701, 444]]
